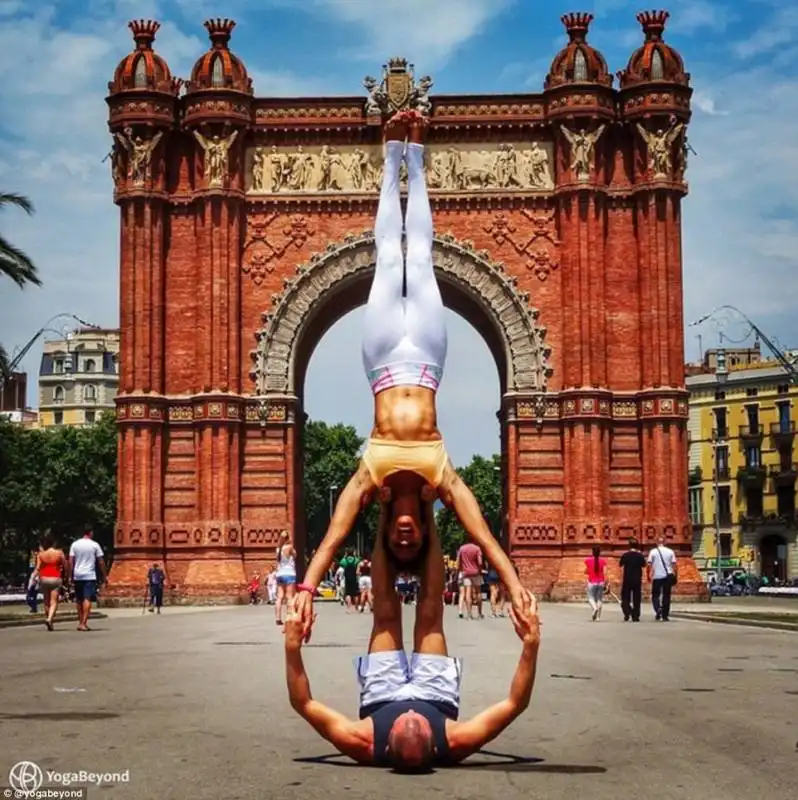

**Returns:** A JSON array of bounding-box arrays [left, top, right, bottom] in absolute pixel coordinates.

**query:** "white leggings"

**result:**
[[361, 141, 447, 378]]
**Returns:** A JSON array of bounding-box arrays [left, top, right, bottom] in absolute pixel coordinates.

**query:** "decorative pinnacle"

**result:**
[[205, 18, 236, 48], [387, 56, 409, 71], [561, 12, 594, 42], [128, 19, 160, 50], [637, 10, 670, 41]]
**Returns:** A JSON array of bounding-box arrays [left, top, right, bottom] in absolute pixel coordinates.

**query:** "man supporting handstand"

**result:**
[[284, 502, 541, 770]]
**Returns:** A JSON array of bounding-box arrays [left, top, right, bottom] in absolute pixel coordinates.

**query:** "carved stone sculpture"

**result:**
[[194, 129, 239, 187], [363, 75, 387, 116], [560, 124, 605, 181], [246, 142, 554, 195], [115, 127, 163, 186], [412, 75, 433, 115], [637, 122, 683, 179]]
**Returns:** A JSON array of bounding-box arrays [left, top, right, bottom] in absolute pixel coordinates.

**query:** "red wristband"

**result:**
[[297, 582, 319, 597]]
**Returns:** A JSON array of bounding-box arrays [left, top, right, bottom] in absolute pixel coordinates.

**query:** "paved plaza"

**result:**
[[1, 602, 796, 800]]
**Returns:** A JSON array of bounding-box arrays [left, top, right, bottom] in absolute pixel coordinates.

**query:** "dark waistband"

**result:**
[[359, 699, 459, 721]]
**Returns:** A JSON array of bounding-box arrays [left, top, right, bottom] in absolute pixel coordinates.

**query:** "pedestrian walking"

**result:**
[[68, 529, 107, 632], [147, 562, 166, 613], [585, 545, 607, 621], [646, 536, 678, 622], [619, 539, 646, 622]]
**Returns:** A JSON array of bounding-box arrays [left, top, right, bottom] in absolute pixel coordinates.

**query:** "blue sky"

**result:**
[[0, 0, 796, 465]]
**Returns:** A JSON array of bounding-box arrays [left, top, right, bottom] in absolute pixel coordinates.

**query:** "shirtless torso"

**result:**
[[372, 386, 440, 443]]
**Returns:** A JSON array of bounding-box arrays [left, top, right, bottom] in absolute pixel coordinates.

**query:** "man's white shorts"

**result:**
[[355, 650, 462, 710]]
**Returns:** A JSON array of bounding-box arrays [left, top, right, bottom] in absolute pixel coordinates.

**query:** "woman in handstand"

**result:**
[[295, 111, 530, 636]]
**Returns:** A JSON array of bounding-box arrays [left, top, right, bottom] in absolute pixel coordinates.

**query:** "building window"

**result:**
[[84, 385, 97, 403], [717, 486, 731, 526], [650, 49, 664, 80], [210, 54, 225, 87], [54, 411, 63, 426], [777, 384, 789, 395], [746, 387, 758, 397], [53, 385, 65, 404], [746, 404, 759, 433], [714, 407, 728, 439], [714, 390, 726, 401], [54, 359, 64, 374], [84, 359, 96, 373], [777, 401, 791, 431], [688, 487, 703, 525], [715, 445, 729, 479], [85, 410, 96, 425], [745, 487, 764, 517], [778, 444, 793, 472], [133, 55, 148, 88], [776, 485, 795, 517], [719, 533, 732, 557], [745, 445, 761, 467], [573, 49, 588, 81]]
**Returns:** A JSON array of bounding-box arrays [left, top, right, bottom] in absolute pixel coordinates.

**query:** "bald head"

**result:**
[[386, 711, 435, 772]]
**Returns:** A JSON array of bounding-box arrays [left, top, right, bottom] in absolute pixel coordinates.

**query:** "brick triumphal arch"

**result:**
[[107, 12, 704, 601]]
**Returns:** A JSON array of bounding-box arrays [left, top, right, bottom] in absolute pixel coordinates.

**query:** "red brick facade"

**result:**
[[107, 12, 706, 602]]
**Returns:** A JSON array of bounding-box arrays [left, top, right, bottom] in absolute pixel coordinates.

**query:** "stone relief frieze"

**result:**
[[245, 141, 554, 196]]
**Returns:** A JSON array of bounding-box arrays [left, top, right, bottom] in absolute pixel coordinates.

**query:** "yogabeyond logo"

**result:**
[[7, 759, 130, 796]]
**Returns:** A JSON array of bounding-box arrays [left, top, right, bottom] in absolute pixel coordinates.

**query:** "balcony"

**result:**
[[711, 427, 729, 441], [739, 424, 764, 442], [770, 421, 796, 443], [769, 462, 798, 485], [740, 512, 798, 532], [737, 465, 766, 486], [688, 467, 702, 486], [713, 466, 731, 481]]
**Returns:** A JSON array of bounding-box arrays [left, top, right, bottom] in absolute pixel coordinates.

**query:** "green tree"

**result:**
[[0, 412, 117, 578], [302, 419, 378, 555], [435, 453, 502, 556], [0, 192, 39, 377]]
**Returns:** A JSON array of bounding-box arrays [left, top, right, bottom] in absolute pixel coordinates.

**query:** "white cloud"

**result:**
[[692, 91, 728, 115], [734, 6, 798, 59], [304, 0, 515, 69], [669, 0, 735, 35], [682, 60, 798, 330]]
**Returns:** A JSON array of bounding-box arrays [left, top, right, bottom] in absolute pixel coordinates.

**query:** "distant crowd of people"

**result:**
[[245, 535, 519, 622], [582, 535, 678, 623]]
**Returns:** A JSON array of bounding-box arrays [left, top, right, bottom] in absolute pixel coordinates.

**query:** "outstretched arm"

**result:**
[[303, 461, 374, 589], [439, 463, 525, 603], [285, 618, 370, 763], [448, 605, 541, 760]]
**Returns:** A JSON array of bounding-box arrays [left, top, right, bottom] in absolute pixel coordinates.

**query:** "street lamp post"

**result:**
[[329, 485, 337, 521], [714, 348, 729, 588]]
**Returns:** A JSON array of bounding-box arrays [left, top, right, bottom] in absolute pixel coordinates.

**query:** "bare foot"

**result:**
[[406, 110, 429, 145], [384, 112, 408, 143]]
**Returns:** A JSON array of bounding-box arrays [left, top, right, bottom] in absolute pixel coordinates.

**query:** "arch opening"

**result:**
[[252, 232, 551, 402]]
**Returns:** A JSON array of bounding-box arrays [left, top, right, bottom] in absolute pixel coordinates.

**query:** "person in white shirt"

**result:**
[[646, 536, 677, 622], [68, 530, 107, 632]]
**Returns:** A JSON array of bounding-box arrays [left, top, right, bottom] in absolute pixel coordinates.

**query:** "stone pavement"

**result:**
[[0, 602, 796, 800]]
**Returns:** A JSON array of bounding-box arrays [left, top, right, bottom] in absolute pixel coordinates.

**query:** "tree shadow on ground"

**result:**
[[294, 749, 607, 774]]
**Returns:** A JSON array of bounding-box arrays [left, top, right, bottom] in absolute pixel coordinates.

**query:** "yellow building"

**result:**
[[687, 356, 798, 584], [38, 328, 120, 427]]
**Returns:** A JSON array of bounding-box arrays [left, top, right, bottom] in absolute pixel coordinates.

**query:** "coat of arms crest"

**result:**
[[362, 58, 434, 118]]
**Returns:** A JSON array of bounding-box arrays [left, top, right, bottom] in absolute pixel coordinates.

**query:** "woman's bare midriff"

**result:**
[[371, 386, 441, 441]]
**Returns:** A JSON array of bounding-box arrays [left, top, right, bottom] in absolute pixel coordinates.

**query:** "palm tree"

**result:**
[[1, 192, 39, 378], [1, 193, 39, 288]]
